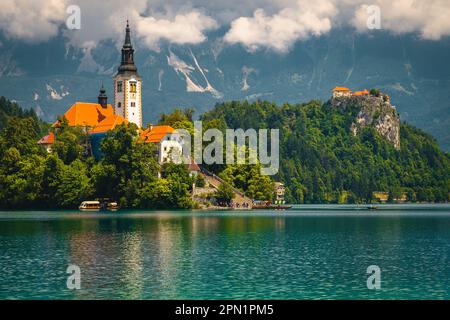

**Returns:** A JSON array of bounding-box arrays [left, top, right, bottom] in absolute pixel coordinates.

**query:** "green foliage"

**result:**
[[202, 100, 450, 204], [0, 98, 193, 209], [214, 182, 235, 206], [157, 107, 194, 135], [52, 119, 88, 164], [370, 88, 381, 97], [0, 95, 448, 208], [219, 163, 273, 200]]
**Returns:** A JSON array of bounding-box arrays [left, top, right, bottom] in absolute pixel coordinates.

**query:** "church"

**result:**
[[38, 21, 182, 164]]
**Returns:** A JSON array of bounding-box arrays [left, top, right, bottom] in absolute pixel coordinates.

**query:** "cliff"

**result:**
[[331, 94, 401, 149]]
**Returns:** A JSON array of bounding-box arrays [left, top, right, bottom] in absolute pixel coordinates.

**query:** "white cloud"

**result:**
[[224, 0, 337, 53], [1, 0, 450, 53], [0, 0, 217, 50], [65, 0, 217, 50], [0, 0, 67, 42], [351, 0, 450, 40], [136, 11, 218, 50]]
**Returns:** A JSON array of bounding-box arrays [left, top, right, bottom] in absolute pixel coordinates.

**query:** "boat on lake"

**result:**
[[79, 201, 101, 211], [106, 202, 120, 211], [79, 199, 120, 212], [252, 200, 292, 210]]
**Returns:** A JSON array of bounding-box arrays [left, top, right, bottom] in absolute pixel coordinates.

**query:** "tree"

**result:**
[[215, 182, 235, 206], [53, 159, 93, 208]]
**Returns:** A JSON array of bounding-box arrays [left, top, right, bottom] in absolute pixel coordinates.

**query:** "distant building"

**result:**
[[51, 85, 122, 129], [187, 159, 201, 177], [352, 89, 369, 96], [37, 21, 182, 166], [37, 132, 55, 153], [332, 86, 352, 98], [140, 125, 183, 164], [274, 182, 286, 204]]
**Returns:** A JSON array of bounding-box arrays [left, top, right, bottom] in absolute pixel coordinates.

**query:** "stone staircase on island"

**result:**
[[196, 166, 253, 209]]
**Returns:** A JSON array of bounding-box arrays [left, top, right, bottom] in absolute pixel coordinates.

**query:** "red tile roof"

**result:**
[[187, 160, 200, 172], [140, 125, 175, 143], [90, 114, 127, 134], [353, 89, 369, 96], [53, 102, 114, 128], [38, 132, 55, 145], [333, 86, 351, 92]]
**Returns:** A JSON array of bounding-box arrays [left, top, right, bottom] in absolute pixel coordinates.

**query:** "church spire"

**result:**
[[124, 20, 132, 48], [98, 82, 108, 109], [117, 20, 138, 75]]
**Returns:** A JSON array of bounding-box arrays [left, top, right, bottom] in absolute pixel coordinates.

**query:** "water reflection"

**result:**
[[0, 209, 450, 299]]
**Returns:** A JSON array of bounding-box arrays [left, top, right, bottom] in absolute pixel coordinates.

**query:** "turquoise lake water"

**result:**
[[0, 204, 449, 300]]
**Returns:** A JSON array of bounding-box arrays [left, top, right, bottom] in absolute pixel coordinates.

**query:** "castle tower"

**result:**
[[113, 21, 142, 128]]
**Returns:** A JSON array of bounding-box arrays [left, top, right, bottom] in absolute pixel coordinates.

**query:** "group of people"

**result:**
[[229, 202, 251, 209]]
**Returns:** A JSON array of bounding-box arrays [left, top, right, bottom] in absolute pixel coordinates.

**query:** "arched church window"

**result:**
[[130, 82, 137, 93]]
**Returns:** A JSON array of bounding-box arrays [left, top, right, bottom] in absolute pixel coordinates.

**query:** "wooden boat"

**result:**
[[252, 201, 292, 210], [106, 202, 120, 211], [79, 201, 101, 211], [367, 205, 378, 210], [269, 204, 293, 210]]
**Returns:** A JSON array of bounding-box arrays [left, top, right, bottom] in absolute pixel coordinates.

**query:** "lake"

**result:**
[[1, 204, 449, 299]]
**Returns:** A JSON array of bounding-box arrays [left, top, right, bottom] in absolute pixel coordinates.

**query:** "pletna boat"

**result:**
[[106, 202, 120, 211], [79, 201, 101, 212]]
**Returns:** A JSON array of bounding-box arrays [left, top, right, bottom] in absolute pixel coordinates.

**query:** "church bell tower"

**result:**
[[113, 21, 142, 128]]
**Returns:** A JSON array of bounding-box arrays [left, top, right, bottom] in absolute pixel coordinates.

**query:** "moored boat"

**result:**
[[79, 201, 101, 211], [269, 204, 293, 210], [106, 202, 120, 211], [252, 200, 292, 210]]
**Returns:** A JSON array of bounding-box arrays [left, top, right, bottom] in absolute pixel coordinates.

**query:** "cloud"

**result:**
[[0, 0, 67, 42], [0, 0, 217, 50], [351, 0, 450, 40], [136, 11, 218, 50], [224, 0, 338, 53], [64, 0, 218, 50], [1, 0, 450, 53]]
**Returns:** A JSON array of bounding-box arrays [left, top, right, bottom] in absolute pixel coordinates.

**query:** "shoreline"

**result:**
[[0, 203, 449, 213]]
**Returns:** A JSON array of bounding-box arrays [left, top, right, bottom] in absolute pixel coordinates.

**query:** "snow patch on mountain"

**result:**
[[158, 69, 164, 91], [167, 50, 222, 98], [241, 66, 257, 91], [189, 49, 222, 98], [46, 84, 69, 100]]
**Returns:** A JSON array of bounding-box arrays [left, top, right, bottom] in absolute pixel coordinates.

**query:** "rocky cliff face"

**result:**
[[332, 94, 401, 149]]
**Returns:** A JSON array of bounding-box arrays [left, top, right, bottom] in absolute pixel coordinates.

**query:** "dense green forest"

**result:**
[[0, 96, 449, 208], [0, 97, 194, 209], [200, 100, 450, 203]]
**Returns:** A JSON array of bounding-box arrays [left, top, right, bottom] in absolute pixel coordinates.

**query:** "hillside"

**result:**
[[200, 98, 450, 203], [1, 29, 449, 150]]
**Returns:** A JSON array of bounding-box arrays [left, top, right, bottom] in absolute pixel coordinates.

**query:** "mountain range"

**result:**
[[0, 27, 449, 150]]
